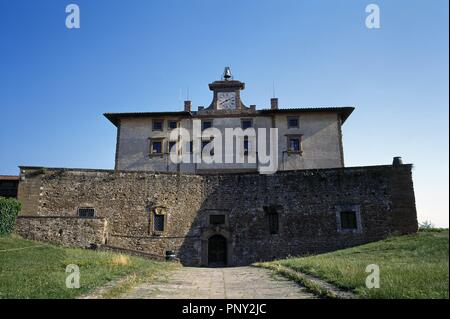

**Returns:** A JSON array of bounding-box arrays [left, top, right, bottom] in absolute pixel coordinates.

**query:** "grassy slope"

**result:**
[[257, 230, 449, 299], [0, 235, 177, 299]]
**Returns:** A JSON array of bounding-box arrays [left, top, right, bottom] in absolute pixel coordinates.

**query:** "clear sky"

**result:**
[[0, 0, 448, 226]]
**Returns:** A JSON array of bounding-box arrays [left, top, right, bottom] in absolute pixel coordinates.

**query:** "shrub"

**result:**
[[0, 197, 21, 235], [419, 220, 435, 230]]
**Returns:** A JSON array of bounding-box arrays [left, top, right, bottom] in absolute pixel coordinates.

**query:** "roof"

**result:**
[[260, 107, 355, 123], [104, 111, 192, 127], [0, 175, 20, 181], [104, 106, 355, 127], [208, 80, 245, 90]]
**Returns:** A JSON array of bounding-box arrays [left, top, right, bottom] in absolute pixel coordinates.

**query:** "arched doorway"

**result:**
[[208, 235, 227, 266]]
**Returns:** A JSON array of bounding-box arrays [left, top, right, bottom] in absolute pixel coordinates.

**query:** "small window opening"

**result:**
[[154, 214, 165, 232], [288, 137, 301, 152], [168, 120, 178, 130], [202, 121, 212, 130], [340, 211, 357, 230], [151, 141, 163, 154], [210, 215, 225, 225], [287, 117, 299, 129], [78, 207, 95, 218], [241, 119, 253, 130], [264, 206, 279, 234], [152, 120, 163, 131]]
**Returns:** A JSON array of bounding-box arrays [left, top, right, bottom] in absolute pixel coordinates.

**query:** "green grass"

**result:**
[[263, 263, 337, 298], [255, 230, 449, 299], [0, 235, 179, 299]]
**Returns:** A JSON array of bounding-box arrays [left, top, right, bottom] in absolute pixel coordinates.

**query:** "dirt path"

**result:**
[[119, 266, 317, 299]]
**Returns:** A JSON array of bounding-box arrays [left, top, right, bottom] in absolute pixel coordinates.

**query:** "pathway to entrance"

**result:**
[[120, 266, 317, 299]]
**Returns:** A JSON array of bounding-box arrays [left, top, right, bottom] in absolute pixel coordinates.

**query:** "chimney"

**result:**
[[271, 98, 278, 110], [184, 100, 192, 112], [392, 156, 403, 166]]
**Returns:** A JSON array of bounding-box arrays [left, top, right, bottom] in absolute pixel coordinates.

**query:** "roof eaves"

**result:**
[[103, 111, 192, 127], [259, 106, 355, 124]]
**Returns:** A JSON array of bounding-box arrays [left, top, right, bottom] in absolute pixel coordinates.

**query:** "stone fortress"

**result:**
[[15, 68, 418, 266]]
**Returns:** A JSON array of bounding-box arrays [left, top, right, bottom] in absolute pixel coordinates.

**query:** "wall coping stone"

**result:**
[[18, 164, 413, 177]]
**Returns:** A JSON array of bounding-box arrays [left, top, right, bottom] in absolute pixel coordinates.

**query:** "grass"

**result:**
[[0, 235, 179, 299], [263, 263, 337, 298], [255, 230, 449, 299]]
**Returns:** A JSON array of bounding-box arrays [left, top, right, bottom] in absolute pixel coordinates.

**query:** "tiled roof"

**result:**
[[259, 106, 355, 123], [0, 175, 19, 181], [104, 111, 192, 126]]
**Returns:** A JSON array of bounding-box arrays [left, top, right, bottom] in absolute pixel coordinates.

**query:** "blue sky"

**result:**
[[0, 0, 448, 226]]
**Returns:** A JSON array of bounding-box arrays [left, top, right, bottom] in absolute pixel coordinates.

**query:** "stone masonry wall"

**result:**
[[15, 216, 108, 247], [15, 165, 418, 266]]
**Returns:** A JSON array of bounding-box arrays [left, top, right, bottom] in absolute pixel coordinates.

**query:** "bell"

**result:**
[[223, 66, 232, 80]]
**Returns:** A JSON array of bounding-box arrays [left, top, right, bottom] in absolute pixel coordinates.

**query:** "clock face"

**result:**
[[217, 92, 237, 110]]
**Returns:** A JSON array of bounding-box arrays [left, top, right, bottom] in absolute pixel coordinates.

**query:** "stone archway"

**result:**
[[208, 235, 227, 267]]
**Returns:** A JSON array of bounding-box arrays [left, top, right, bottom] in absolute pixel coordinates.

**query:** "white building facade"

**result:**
[[105, 69, 354, 173]]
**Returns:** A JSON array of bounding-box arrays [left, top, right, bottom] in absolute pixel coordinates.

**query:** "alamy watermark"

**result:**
[[365, 264, 380, 289], [365, 4, 381, 29], [167, 120, 279, 174], [65, 4, 80, 29], [65, 4, 379, 30], [65, 264, 80, 289]]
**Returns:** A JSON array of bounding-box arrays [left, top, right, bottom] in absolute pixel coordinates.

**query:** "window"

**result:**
[[202, 120, 212, 130], [287, 117, 299, 129], [168, 141, 177, 154], [154, 214, 165, 232], [152, 120, 164, 131], [243, 137, 250, 156], [149, 207, 167, 235], [150, 140, 163, 154], [168, 120, 178, 130], [78, 207, 95, 218], [340, 211, 357, 230], [210, 215, 225, 225], [264, 206, 279, 234], [336, 204, 361, 233], [268, 213, 279, 234], [288, 137, 301, 152], [241, 119, 253, 130]]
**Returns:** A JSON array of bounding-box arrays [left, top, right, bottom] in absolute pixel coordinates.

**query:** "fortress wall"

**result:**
[[15, 164, 417, 266]]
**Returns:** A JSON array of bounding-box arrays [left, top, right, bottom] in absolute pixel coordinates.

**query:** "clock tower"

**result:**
[[205, 67, 249, 112]]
